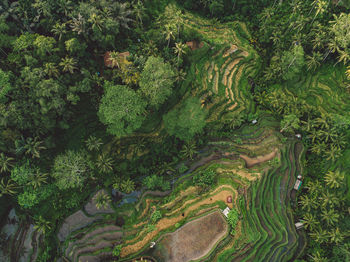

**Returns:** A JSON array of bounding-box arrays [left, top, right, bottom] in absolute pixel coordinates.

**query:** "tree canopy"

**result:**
[[98, 82, 146, 137], [139, 56, 175, 107], [163, 97, 207, 141]]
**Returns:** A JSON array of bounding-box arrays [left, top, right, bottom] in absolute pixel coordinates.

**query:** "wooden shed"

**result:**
[[185, 41, 204, 51]]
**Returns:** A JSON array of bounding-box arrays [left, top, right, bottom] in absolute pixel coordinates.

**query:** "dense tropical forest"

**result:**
[[0, 0, 349, 261]]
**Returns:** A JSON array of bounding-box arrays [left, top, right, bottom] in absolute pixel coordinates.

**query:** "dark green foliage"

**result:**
[[98, 82, 146, 137], [142, 174, 170, 191], [150, 210, 162, 223], [281, 45, 305, 81], [51, 150, 92, 190], [0, 69, 12, 102], [112, 244, 123, 257], [139, 56, 175, 107], [164, 97, 207, 141], [227, 208, 239, 235], [193, 169, 216, 188]]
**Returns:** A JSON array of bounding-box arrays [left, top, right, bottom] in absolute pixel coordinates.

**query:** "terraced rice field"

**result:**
[[181, 12, 259, 124], [282, 64, 350, 114], [52, 13, 303, 262]]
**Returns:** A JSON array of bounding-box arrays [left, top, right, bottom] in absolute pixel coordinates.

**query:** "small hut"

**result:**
[[295, 222, 304, 230], [186, 41, 204, 51], [293, 179, 302, 190], [222, 207, 231, 218], [227, 196, 232, 203]]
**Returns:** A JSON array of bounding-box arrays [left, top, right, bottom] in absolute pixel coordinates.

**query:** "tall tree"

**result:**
[[139, 56, 175, 108], [96, 153, 114, 174], [93, 191, 111, 210], [173, 42, 187, 66], [328, 13, 350, 64], [0, 178, 16, 197], [280, 114, 300, 133], [302, 213, 319, 231], [98, 82, 146, 137], [0, 153, 14, 173], [59, 56, 77, 74], [321, 208, 339, 226], [163, 98, 207, 141], [51, 150, 91, 190], [324, 170, 344, 189], [23, 137, 46, 159]]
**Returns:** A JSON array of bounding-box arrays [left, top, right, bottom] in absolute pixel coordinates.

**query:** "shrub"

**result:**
[[51, 150, 92, 190], [112, 244, 122, 257], [193, 169, 216, 188], [142, 175, 170, 191], [227, 209, 239, 235], [178, 163, 189, 174], [150, 210, 162, 223]]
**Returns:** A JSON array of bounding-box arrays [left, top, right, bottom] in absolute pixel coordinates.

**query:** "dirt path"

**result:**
[[239, 148, 278, 168]]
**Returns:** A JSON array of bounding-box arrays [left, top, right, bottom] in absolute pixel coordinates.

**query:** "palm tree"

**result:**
[[321, 208, 339, 226], [299, 194, 318, 212], [324, 170, 344, 189], [309, 251, 329, 262], [0, 178, 16, 197], [0, 153, 14, 173], [180, 142, 198, 160], [157, 162, 175, 176], [85, 136, 103, 152], [310, 141, 326, 155], [108, 2, 134, 29], [34, 216, 52, 234], [93, 191, 111, 210], [173, 42, 187, 66], [44, 63, 59, 78], [164, 24, 176, 47], [174, 68, 187, 82], [328, 227, 345, 244], [59, 57, 77, 74], [88, 13, 104, 31], [306, 52, 322, 71], [324, 144, 342, 162], [309, 228, 329, 243], [346, 65, 350, 79], [28, 171, 48, 189], [23, 137, 46, 159], [260, 7, 274, 23], [305, 181, 323, 196], [108, 51, 123, 68], [338, 50, 350, 65], [133, 137, 146, 157], [120, 178, 135, 194], [96, 153, 114, 174], [70, 13, 86, 35], [311, 0, 327, 24], [319, 191, 340, 207], [133, 0, 145, 27], [302, 213, 319, 231], [51, 22, 67, 40]]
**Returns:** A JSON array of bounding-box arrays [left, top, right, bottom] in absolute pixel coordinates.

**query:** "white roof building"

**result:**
[[222, 207, 231, 218]]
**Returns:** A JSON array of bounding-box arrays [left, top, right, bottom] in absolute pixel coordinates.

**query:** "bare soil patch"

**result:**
[[158, 210, 228, 262], [240, 148, 278, 168]]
